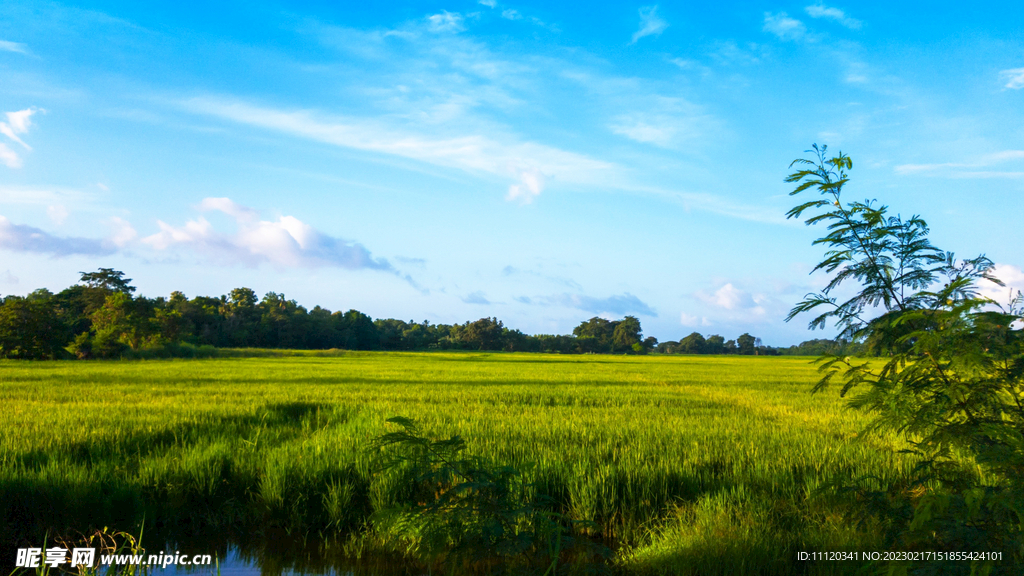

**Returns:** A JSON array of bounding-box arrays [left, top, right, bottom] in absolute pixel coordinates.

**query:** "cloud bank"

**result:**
[[541, 292, 657, 316], [143, 197, 394, 270], [0, 216, 117, 257]]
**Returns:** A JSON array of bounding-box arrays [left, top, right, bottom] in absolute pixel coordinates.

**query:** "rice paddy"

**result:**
[[0, 352, 919, 574]]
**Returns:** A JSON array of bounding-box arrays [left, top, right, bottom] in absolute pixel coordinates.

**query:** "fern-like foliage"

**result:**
[[786, 145, 1024, 574]]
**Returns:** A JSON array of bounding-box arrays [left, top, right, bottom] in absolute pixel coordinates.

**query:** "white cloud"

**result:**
[[0, 108, 42, 168], [979, 264, 1024, 305], [143, 197, 394, 270], [427, 11, 465, 33], [1000, 68, 1024, 90], [0, 269, 18, 285], [632, 6, 668, 43], [46, 205, 69, 225], [108, 217, 138, 247], [198, 196, 259, 221], [478, 0, 497, 7], [6, 109, 37, 134], [763, 12, 806, 41], [804, 4, 861, 29], [501, 9, 521, 20], [184, 97, 613, 203], [705, 283, 757, 310], [0, 40, 28, 54], [0, 143, 21, 169], [506, 169, 543, 203]]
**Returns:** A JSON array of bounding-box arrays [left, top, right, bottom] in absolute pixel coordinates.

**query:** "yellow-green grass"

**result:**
[[0, 352, 915, 574]]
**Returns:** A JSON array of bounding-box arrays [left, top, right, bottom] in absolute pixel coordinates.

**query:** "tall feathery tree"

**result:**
[[786, 145, 1024, 571]]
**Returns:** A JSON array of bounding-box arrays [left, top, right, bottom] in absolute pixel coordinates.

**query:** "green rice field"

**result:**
[[1, 352, 920, 574]]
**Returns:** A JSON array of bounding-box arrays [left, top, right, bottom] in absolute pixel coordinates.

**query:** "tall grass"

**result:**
[[1, 353, 916, 573]]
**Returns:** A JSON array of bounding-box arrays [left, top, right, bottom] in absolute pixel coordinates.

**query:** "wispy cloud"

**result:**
[[804, 4, 861, 29], [0, 216, 117, 257], [540, 292, 657, 317], [427, 11, 465, 33], [1000, 68, 1024, 90], [609, 97, 718, 147], [143, 197, 394, 270], [501, 265, 582, 290], [894, 150, 1024, 178], [0, 40, 28, 54], [0, 108, 42, 168], [0, 185, 93, 206], [0, 269, 18, 285], [183, 97, 614, 203], [462, 291, 492, 304], [631, 6, 668, 43], [763, 12, 806, 41], [501, 9, 521, 20], [478, 0, 497, 7]]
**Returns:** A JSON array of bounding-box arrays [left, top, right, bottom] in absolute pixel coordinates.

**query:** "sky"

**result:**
[[1, 1, 1023, 345]]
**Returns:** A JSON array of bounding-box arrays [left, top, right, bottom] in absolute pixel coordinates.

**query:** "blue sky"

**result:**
[[1, 1, 1023, 345]]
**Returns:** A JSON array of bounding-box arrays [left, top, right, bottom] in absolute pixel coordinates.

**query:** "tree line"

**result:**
[[0, 269, 781, 360], [656, 332, 782, 355]]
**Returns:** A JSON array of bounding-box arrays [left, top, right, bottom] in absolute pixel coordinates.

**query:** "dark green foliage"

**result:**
[[787, 144, 1024, 572], [678, 332, 707, 354], [612, 316, 642, 352], [370, 417, 607, 573], [79, 268, 136, 294], [0, 293, 70, 359], [737, 333, 756, 355], [704, 334, 725, 354], [0, 268, 660, 358], [779, 338, 866, 356], [656, 332, 777, 355]]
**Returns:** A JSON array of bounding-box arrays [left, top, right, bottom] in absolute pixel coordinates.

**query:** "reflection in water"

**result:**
[[153, 533, 413, 576]]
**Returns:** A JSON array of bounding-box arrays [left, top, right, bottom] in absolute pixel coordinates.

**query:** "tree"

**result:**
[[462, 317, 505, 350], [705, 334, 725, 355], [612, 316, 642, 352], [786, 145, 1024, 566], [678, 332, 706, 354], [573, 317, 616, 352], [736, 333, 756, 355], [79, 268, 135, 294], [0, 294, 68, 359]]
